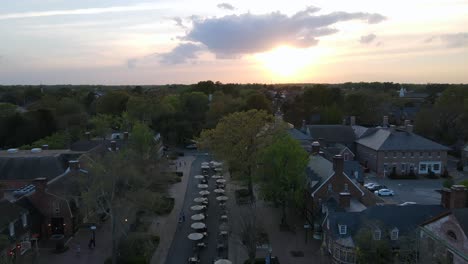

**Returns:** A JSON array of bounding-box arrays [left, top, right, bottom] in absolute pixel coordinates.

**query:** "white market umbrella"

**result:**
[[197, 184, 209, 189], [214, 189, 225, 194], [216, 196, 228, 201], [190, 205, 206, 211], [216, 179, 226, 183], [199, 190, 210, 196], [214, 259, 232, 264], [215, 168, 223, 172], [191, 214, 205, 221], [201, 162, 209, 166], [194, 175, 204, 179], [191, 222, 206, 230], [188, 233, 204, 241], [194, 197, 207, 203]]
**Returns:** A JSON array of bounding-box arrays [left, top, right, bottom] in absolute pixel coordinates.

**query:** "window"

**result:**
[[410, 152, 414, 158], [393, 152, 397, 158], [344, 183, 349, 192], [402, 152, 406, 158], [328, 184, 332, 192], [339, 225, 347, 235], [344, 153, 349, 161], [391, 229, 399, 240], [433, 163, 440, 172], [447, 230, 457, 241], [9, 222, 15, 237], [401, 163, 406, 172], [22, 213, 27, 227], [420, 164, 427, 171], [373, 230, 381, 240]]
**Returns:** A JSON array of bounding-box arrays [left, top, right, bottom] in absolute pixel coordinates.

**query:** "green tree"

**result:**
[[245, 92, 273, 113], [355, 227, 393, 264], [258, 132, 308, 224], [129, 122, 155, 160], [90, 114, 112, 139], [198, 110, 275, 200], [96, 91, 129, 115]]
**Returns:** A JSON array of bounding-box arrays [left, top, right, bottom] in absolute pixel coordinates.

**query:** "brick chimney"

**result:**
[[383, 116, 389, 127], [110, 141, 117, 151], [33, 178, 47, 193], [123, 132, 129, 140], [311, 141, 320, 155], [85, 131, 91, 141], [333, 155, 344, 174], [441, 185, 467, 209], [68, 160, 80, 171], [350, 116, 356, 126], [339, 192, 351, 208]]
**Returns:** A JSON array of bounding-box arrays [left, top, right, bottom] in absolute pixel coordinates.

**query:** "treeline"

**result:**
[[0, 81, 274, 148]]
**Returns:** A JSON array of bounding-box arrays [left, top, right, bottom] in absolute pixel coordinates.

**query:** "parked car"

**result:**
[[364, 183, 377, 189], [368, 184, 385, 191], [374, 189, 395, 196], [399, 202, 417, 206], [185, 144, 197, 149]]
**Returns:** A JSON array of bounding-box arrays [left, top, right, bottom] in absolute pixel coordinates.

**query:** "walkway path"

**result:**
[[150, 155, 195, 264]]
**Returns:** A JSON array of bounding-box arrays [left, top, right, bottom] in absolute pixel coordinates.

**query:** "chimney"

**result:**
[[406, 124, 413, 133], [33, 178, 47, 193], [383, 116, 389, 127], [110, 141, 117, 151], [350, 116, 356, 126], [441, 185, 467, 209], [333, 155, 344, 174], [69, 160, 80, 171], [41, 144, 49, 150], [339, 192, 351, 208], [123, 132, 129, 140], [85, 131, 91, 141], [311, 141, 320, 155]]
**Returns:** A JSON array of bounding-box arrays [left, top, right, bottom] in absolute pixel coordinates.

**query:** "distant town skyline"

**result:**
[[1, 0, 467, 84]]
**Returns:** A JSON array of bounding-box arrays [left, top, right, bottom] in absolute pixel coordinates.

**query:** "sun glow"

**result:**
[[255, 45, 314, 79]]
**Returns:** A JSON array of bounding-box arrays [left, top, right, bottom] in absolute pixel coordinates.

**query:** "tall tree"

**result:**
[[198, 110, 274, 199], [258, 132, 309, 224]]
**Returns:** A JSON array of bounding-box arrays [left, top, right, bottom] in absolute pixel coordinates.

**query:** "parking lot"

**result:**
[[364, 176, 444, 205]]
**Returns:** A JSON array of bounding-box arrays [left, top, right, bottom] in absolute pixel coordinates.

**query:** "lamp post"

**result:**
[[90, 225, 96, 247]]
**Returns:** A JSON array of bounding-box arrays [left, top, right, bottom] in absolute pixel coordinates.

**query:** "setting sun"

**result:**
[[255, 46, 313, 78]]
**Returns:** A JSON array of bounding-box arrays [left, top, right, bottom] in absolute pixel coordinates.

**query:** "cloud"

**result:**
[[0, 3, 165, 20], [158, 43, 205, 65], [360, 33, 376, 44], [217, 3, 235, 11], [440, 32, 468, 48], [424, 33, 468, 48], [173, 17, 186, 28], [181, 7, 385, 57]]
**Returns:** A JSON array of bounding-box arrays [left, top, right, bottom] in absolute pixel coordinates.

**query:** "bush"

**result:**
[[459, 180, 468, 188], [118, 233, 159, 263], [443, 178, 454, 188], [153, 197, 174, 215]]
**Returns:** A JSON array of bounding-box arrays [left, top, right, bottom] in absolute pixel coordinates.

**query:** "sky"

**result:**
[[1, 0, 467, 84]]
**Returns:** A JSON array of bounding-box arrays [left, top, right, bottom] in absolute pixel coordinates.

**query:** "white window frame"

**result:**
[[339, 225, 347, 235], [419, 161, 442, 174], [373, 230, 381, 240], [391, 229, 399, 240], [9, 222, 15, 237]]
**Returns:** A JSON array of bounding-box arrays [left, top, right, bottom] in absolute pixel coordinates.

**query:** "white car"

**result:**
[[398, 202, 417, 206], [364, 183, 377, 189], [374, 189, 395, 196]]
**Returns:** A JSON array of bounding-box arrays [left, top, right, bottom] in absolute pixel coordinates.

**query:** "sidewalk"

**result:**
[[150, 156, 195, 264]]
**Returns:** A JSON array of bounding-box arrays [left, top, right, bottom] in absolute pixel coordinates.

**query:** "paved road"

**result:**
[[165, 154, 227, 264]]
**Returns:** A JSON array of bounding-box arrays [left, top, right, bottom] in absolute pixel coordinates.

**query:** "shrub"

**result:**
[[443, 178, 454, 188], [118, 233, 159, 263]]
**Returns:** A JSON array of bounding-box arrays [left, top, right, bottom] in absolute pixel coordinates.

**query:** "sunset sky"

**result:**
[[1, 0, 467, 84]]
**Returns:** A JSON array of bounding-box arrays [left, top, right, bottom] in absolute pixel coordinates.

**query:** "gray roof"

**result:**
[[0, 156, 67, 180], [356, 128, 450, 151], [344, 161, 364, 184], [0, 199, 27, 230], [352, 125, 369, 139], [329, 204, 447, 240], [288, 128, 312, 141], [307, 155, 333, 185], [452, 208, 468, 235], [306, 125, 355, 144]]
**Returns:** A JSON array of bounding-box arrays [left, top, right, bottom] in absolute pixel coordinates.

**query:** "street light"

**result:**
[[90, 225, 97, 248]]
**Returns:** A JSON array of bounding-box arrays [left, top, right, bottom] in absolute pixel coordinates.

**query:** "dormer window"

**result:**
[[391, 228, 399, 240], [373, 229, 381, 240], [339, 225, 347, 235]]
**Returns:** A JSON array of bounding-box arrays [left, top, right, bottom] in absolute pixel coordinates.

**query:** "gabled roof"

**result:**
[[328, 204, 447, 239], [0, 155, 67, 180], [0, 199, 27, 230], [306, 125, 355, 144], [356, 128, 450, 151], [288, 128, 312, 141]]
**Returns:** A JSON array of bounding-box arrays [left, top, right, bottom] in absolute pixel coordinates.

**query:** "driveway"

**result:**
[[365, 177, 444, 205]]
